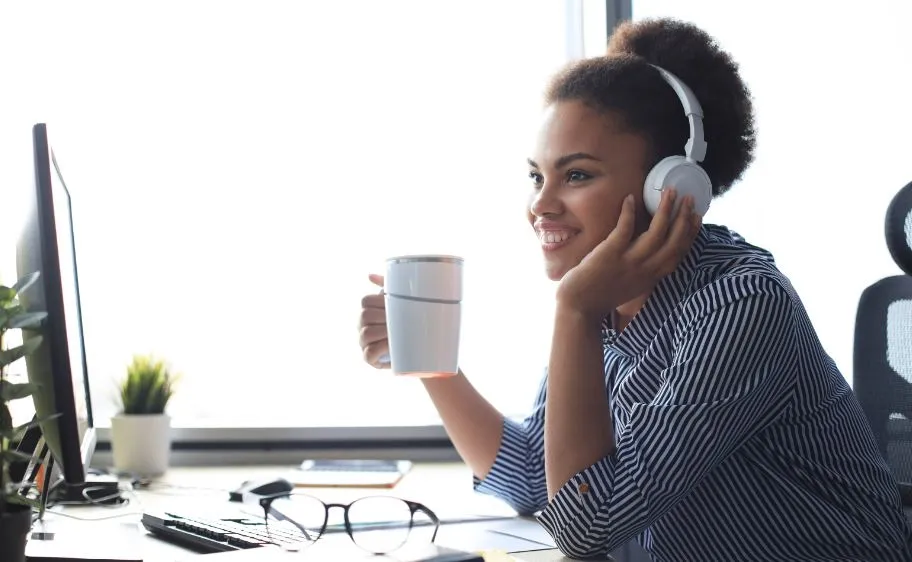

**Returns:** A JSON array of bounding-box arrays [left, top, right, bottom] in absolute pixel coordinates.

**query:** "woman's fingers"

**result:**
[[361, 293, 385, 310], [629, 188, 676, 263], [600, 193, 637, 255], [359, 323, 387, 348], [645, 195, 701, 276], [360, 275, 389, 369], [360, 306, 386, 327], [363, 340, 391, 369]]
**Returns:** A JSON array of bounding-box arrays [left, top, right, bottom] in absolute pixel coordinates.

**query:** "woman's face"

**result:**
[[527, 100, 652, 281]]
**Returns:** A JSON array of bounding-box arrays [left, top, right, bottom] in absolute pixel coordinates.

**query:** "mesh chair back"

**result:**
[[854, 181, 912, 504]]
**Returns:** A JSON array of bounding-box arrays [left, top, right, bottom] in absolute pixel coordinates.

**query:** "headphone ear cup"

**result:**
[[643, 156, 685, 215], [642, 156, 712, 217]]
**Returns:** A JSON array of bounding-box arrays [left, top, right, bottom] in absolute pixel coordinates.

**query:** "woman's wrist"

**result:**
[[554, 303, 604, 333], [420, 368, 466, 389]]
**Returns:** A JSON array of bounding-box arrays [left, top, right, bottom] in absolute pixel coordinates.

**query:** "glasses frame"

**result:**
[[254, 492, 441, 554]]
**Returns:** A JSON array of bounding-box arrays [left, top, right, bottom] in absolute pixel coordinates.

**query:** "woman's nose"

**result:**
[[530, 184, 563, 218]]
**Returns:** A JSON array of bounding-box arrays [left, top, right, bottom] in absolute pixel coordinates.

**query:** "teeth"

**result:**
[[541, 231, 573, 244]]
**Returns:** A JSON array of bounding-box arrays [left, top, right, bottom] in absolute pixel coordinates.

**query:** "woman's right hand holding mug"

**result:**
[[359, 273, 390, 369]]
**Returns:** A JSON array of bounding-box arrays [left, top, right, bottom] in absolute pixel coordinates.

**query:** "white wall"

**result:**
[[635, 0, 912, 383]]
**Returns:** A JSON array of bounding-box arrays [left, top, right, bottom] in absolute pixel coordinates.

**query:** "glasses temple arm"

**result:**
[[261, 497, 317, 541], [411, 502, 441, 542]]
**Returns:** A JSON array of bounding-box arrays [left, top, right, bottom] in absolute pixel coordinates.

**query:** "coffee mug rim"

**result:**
[[386, 254, 463, 264]]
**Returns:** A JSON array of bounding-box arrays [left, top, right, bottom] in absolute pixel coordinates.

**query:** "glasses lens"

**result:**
[[264, 495, 326, 550], [348, 497, 430, 554]]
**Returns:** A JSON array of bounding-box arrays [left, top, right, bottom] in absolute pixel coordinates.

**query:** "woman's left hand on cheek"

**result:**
[[555, 188, 702, 323]]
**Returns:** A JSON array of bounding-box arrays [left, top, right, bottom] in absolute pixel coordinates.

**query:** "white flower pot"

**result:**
[[110, 413, 171, 476]]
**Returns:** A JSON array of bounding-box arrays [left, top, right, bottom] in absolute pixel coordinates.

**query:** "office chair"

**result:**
[[854, 180, 912, 506]]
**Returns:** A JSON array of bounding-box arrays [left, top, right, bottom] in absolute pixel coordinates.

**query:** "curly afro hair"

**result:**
[[545, 18, 756, 196]]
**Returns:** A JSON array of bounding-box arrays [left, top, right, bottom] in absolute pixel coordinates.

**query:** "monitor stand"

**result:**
[[49, 477, 125, 506], [39, 455, 127, 507]]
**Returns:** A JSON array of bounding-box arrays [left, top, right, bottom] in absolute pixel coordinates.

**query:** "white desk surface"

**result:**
[[27, 463, 600, 562]]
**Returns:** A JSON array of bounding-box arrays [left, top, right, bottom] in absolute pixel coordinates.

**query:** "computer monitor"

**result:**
[[16, 123, 120, 503]]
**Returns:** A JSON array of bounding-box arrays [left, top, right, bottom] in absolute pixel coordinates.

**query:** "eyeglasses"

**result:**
[[245, 492, 441, 554]]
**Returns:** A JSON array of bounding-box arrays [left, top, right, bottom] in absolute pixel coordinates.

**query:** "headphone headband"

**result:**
[[649, 64, 707, 163]]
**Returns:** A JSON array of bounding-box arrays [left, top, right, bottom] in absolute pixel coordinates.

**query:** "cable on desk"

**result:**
[[132, 480, 232, 495], [93, 467, 232, 495], [43, 483, 143, 521], [47, 487, 130, 508], [42, 509, 142, 522], [45, 478, 139, 510]]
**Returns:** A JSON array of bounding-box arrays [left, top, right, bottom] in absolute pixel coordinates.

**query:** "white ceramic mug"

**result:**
[[383, 255, 463, 377]]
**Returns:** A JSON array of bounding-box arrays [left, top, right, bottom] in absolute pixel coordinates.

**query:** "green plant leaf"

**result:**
[[0, 337, 42, 368], [1, 272, 47, 512], [0, 426, 26, 441], [7, 312, 47, 330], [0, 286, 14, 304], [0, 404, 11, 432], [0, 304, 22, 329], [119, 354, 178, 414], [12, 271, 40, 296], [0, 413, 61, 441], [0, 381, 34, 401], [2, 449, 35, 463], [4, 493, 39, 509]]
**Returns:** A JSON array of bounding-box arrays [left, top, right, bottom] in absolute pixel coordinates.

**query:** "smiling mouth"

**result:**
[[538, 230, 578, 251]]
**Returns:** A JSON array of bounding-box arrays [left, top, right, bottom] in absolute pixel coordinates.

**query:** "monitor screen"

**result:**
[[16, 123, 95, 485]]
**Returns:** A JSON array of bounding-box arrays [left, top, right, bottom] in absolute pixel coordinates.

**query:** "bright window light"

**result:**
[[0, 1, 604, 428]]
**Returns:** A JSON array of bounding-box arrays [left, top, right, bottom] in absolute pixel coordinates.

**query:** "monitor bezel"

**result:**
[[19, 123, 95, 484]]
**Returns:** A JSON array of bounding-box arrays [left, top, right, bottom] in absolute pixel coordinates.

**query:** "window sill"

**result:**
[[91, 424, 459, 468]]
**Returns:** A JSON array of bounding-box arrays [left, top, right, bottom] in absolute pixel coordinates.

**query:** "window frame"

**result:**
[[87, 0, 631, 467]]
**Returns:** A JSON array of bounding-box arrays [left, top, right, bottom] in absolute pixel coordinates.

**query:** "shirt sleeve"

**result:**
[[537, 275, 798, 558], [473, 370, 548, 515]]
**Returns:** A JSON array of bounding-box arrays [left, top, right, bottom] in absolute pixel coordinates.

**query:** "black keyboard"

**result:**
[[142, 510, 302, 552]]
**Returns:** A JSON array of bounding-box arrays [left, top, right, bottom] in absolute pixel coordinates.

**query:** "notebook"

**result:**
[[286, 459, 412, 488]]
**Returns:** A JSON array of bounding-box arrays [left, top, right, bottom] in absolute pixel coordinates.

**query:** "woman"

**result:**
[[358, 18, 912, 560]]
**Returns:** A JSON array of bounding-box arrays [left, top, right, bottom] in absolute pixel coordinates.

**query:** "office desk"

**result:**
[[26, 463, 600, 562]]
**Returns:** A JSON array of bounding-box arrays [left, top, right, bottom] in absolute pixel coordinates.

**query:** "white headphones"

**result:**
[[643, 64, 712, 217]]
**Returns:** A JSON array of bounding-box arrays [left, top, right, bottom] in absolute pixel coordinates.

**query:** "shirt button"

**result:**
[[578, 483, 590, 494]]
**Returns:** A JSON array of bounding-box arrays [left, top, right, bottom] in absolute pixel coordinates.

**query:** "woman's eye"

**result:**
[[529, 171, 543, 185], [567, 170, 591, 183]]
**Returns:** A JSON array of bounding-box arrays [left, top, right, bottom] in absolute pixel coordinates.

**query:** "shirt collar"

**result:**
[[603, 226, 709, 357]]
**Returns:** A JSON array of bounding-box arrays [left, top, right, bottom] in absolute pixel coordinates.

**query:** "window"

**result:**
[[0, 2, 609, 430], [632, 0, 912, 386]]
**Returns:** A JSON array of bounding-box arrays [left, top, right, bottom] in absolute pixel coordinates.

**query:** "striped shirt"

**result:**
[[474, 224, 912, 561]]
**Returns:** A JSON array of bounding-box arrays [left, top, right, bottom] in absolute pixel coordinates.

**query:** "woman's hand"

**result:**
[[555, 189, 702, 325], [358, 273, 391, 369]]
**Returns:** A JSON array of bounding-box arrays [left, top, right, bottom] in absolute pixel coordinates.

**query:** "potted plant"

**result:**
[[110, 354, 179, 476], [1, 272, 47, 562]]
